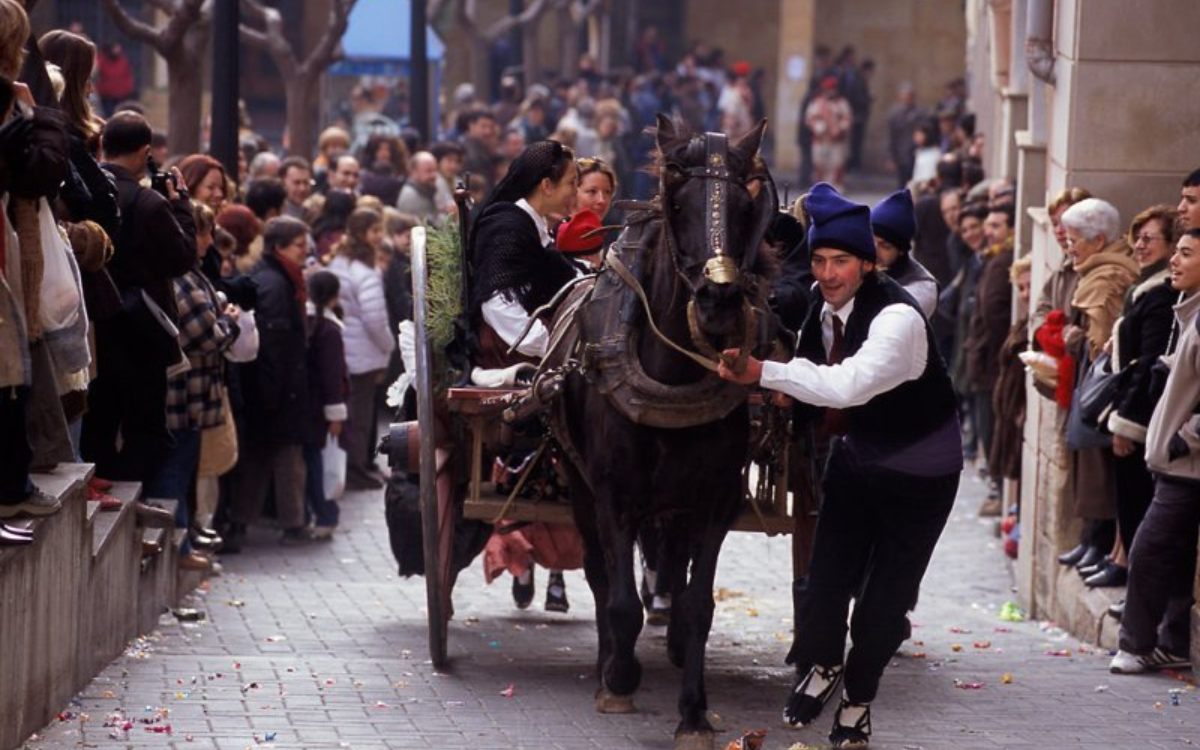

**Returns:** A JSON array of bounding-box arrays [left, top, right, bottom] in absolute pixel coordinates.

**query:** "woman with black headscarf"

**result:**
[[469, 139, 579, 368], [469, 140, 583, 613]]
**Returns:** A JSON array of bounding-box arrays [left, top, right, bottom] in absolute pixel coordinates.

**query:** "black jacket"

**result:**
[[105, 163, 197, 320], [1110, 268, 1176, 438], [60, 125, 119, 236], [244, 253, 309, 444]]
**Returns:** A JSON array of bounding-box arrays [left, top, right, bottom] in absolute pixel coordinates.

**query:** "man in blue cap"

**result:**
[[719, 183, 962, 749], [871, 189, 939, 318]]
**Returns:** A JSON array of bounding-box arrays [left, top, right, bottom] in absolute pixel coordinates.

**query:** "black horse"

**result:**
[[546, 115, 779, 750]]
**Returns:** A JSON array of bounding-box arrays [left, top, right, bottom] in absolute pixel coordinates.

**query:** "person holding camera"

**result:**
[[80, 111, 196, 503]]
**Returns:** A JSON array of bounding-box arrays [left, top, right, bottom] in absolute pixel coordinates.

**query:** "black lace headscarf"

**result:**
[[469, 140, 579, 315]]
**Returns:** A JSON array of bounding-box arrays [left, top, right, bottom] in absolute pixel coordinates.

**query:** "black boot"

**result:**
[[1057, 543, 1088, 566]]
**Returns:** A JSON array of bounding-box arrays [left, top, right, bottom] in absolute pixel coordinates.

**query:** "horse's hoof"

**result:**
[[673, 730, 714, 750], [594, 688, 637, 714]]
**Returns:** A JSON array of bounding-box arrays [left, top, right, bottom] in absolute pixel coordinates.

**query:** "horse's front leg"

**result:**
[[571, 485, 612, 696], [671, 517, 732, 748], [594, 496, 644, 712]]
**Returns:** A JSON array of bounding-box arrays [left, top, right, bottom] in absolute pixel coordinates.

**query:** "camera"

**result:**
[[147, 154, 178, 197]]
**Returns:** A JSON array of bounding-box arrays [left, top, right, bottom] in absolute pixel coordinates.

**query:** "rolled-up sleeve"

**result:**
[[760, 304, 928, 408]]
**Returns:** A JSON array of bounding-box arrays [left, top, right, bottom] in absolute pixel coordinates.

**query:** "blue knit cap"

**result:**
[[805, 182, 876, 262], [870, 189, 917, 252]]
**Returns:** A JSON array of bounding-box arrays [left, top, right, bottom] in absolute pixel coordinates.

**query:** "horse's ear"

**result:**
[[732, 119, 767, 164], [655, 113, 678, 150]]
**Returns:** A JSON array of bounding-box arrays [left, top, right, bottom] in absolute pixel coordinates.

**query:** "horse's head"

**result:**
[[654, 114, 777, 348]]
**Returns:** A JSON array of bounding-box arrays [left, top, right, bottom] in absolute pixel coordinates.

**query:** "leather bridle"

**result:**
[[654, 132, 775, 373]]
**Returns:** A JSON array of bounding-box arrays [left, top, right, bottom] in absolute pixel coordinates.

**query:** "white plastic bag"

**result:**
[[321, 433, 347, 500], [37, 199, 83, 332], [223, 306, 259, 362]]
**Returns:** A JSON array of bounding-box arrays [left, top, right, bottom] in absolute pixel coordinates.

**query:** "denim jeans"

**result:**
[[303, 442, 340, 528], [147, 428, 200, 554]]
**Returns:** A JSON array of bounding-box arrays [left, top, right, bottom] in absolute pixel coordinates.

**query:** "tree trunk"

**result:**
[[558, 6, 579, 81], [522, 15, 540, 89], [285, 76, 317, 159], [469, 33, 490, 98], [166, 55, 203, 154]]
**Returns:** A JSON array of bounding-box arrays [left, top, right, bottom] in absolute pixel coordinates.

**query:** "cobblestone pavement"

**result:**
[[28, 463, 1199, 750]]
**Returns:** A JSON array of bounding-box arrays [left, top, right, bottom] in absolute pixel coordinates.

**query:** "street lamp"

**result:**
[[410, 0, 430, 143], [211, 0, 240, 180]]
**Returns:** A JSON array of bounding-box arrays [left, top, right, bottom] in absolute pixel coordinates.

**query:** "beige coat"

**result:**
[[1145, 290, 1200, 481], [1070, 239, 1138, 358]]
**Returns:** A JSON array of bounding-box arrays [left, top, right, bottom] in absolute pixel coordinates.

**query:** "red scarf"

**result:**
[[1034, 309, 1075, 410], [274, 250, 308, 312]]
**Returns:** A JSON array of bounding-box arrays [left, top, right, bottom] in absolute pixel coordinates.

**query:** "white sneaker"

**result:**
[[0, 489, 62, 518], [1111, 647, 1192, 674], [1109, 650, 1146, 674]]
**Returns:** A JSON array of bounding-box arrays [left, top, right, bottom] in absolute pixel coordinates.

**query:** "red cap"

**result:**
[[820, 75, 839, 91], [556, 210, 604, 255], [732, 61, 751, 78]]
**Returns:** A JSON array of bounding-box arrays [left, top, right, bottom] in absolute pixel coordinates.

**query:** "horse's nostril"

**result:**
[[697, 282, 743, 307]]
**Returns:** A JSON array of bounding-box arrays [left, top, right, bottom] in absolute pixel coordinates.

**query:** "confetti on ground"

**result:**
[[948, 626, 972, 634], [973, 641, 991, 649], [264, 635, 287, 643], [499, 684, 515, 698], [722, 728, 767, 749], [714, 587, 746, 601], [1000, 673, 1013, 684], [950, 644, 964, 652], [999, 601, 1026, 621], [1044, 649, 1072, 657], [1095, 684, 1109, 692], [954, 680, 985, 690]]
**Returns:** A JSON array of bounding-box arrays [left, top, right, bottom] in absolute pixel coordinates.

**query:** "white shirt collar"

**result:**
[[821, 296, 855, 326], [515, 198, 552, 247]]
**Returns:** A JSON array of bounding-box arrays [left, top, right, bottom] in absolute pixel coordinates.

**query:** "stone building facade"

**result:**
[[965, 0, 1200, 669]]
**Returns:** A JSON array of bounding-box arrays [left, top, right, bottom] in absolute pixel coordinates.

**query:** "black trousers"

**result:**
[[1114, 452, 1154, 553], [794, 443, 959, 704], [80, 321, 172, 484], [0, 385, 32, 502], [1119, 475, 1199, 656]]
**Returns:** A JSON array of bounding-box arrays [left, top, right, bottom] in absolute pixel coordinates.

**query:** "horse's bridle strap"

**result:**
[[607, 252, 720, 373]]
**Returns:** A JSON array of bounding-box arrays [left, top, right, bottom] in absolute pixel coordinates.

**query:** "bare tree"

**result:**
[[239, 0, 357, 158], [453, 0, 555, 92], [554, 0, 604, 80], [98, 0, 211, 153]]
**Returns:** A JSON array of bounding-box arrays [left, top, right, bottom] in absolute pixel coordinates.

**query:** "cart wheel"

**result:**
[[411, 226, 451, 668]]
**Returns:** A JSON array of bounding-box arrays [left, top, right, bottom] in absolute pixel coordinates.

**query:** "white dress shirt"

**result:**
[[761, 299, 929, 408], [480, 198, 553, 357]]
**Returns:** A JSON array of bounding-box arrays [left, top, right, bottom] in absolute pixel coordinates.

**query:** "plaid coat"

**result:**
[[166, 268, 239, 431]]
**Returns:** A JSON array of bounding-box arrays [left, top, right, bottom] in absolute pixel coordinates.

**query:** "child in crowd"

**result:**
[[304, 270, 349, 540]]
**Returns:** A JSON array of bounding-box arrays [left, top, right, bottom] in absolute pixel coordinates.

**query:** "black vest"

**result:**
[[795, 273, 957, 457]]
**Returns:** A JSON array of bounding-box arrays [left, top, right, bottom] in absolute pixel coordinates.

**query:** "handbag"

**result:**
[[1066, 348, 1113, 450], [1076, 350, 1120, 429], [197, 386, 238, 477], [223, 305, 259, 363], [321, 433, 347, 500], [36, 198, 83, 333], [118, 287, 183, 366]]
